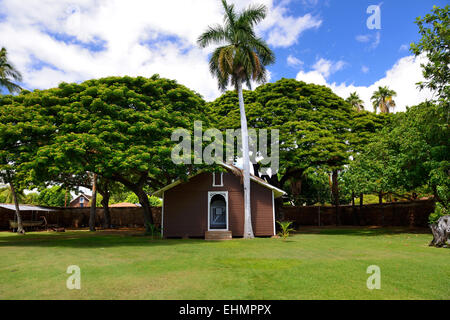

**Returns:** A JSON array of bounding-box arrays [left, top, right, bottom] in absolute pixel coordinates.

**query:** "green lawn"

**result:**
[[0, 227, 448, 300]]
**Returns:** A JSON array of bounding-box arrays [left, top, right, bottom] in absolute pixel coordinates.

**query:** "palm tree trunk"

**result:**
[[237, 80, 254, 239], [89, 173, 97, 232], [9, 180, 25, 234]]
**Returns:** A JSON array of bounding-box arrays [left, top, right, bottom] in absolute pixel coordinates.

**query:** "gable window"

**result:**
[[212, 172, 223, 187]]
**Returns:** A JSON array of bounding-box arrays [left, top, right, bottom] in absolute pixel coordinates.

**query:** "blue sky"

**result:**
[[0, 0, 444, 110], [271, 0, 447, 86]]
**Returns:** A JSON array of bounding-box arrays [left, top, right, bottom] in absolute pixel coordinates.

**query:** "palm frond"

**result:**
[[199, 0, 274, 91], [237, 3, 267, 28], [197, 24, 228, 48], [221, 0, 237, 28], [0, 47, 23, 94]]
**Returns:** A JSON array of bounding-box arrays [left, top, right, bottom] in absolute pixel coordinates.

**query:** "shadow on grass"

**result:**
[[0, 227, 432, 248], [297, 227, 431, 237], [0, 231, 207, 249]]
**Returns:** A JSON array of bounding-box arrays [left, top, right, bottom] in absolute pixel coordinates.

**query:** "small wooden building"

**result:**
[[69, 194, 91, 208], [153, 163, 285, 239]]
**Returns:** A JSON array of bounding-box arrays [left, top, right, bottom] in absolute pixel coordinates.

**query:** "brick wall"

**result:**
[[281, 200, 435, 228], [0, 206, 161, 230]]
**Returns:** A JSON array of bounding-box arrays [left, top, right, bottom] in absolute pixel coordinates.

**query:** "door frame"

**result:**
[[207, 191, 229, 231]]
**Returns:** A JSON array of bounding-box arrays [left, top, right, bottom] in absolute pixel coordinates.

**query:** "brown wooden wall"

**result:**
[[281, 200, 435, 228], [163, 171, 275, 238], [0, 206, 161, 230]]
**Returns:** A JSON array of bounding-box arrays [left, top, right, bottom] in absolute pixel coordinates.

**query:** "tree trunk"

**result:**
[[97, 181, 112, 229], [101, 192, 111, 229], [429, 215, 450, 247], [237, 80, 254, 239], [111, 173, 153, 233], [136, 188, 154, 233], [89, 173, 97, 232], [9, 181, 25, 234], [274, 197, 284, 222], [331, 170, 341, 225], [351, 191, 357, 225], [360, 193, 363, 206], [379, 191, 383, 204]]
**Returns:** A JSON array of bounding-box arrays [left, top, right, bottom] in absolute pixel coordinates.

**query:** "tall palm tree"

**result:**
[[371, 86, 397, 114], [0, 47, 22, 94], [346, 92, 365, 112], [198, 0, 275, 238]]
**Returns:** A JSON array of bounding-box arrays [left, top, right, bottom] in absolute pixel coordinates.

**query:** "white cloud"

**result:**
[[399, 44, 409, 52], [301, 0, 319, 7], [295, 55, 434, 112], [312, 58, 346, 78], [0, 0, 319, 101], [294, 57, 346, 86], [356, 34, 371, 43], [264, 12, 322, 48], [371, 32, 381, 49], [287, 55, 304, 67], [356, 32, 381, 50], [361, 65, 369, 74]]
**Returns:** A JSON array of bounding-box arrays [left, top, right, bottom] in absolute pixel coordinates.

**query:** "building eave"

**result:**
[[153, 163, 286, 198]]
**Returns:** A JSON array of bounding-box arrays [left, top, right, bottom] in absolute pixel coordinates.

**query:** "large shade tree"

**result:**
[[411, 5, 449, 105], [209, 79, 387, 221], [0, 48, 25, 232], [198, 0, 275, 238], [0, 94, 54, 234], [7, 75, 207, 233], [345, 102, 449, 210]]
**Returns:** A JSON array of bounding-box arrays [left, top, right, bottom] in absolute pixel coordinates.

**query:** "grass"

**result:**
[[0, 227, 448, 300]]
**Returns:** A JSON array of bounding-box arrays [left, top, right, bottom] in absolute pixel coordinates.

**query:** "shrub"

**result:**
[[145, 223, 161, 239], [276, 221, 295, 240], [429, 202, 448, 225]]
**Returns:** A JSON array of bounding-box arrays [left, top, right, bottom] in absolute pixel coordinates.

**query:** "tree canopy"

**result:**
[[411, 5, 449, 104], [343, 102, 449, 210], [1, 75, 208, 231], [37, 186, 66, 207], [209, 78, 389, 203]]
